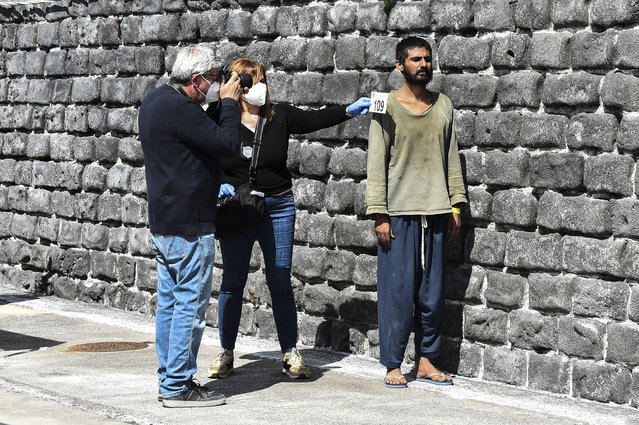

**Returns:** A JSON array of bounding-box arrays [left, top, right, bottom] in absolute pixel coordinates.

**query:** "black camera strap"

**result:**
[[249, 116, 266, 188]]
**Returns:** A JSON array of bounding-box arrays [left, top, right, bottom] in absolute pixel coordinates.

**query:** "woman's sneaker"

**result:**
[[282, 348, 310, 379], [161, 379, 225, 408], [207, 351, 234, 378]]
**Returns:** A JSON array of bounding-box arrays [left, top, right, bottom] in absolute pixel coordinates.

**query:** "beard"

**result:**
[[402, 67, 432, 85]]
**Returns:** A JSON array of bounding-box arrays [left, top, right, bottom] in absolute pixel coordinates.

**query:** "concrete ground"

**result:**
[[1, 286, 638, 425]]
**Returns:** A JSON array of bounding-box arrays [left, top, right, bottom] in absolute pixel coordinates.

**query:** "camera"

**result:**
[[221, 65, 253, 89]]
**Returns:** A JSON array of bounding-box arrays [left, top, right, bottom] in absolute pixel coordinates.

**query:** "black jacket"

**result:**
[[138, 84, 241, 235]]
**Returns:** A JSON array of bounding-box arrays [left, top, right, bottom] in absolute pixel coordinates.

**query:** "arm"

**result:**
[[446, 111, 466, 241], [176, 98, 242, 159], [284, 104, 351, 134], [365, 113, 391, 216]]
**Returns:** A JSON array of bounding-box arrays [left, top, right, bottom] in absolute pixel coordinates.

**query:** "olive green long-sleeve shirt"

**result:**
[[365, 92, 467, 216]]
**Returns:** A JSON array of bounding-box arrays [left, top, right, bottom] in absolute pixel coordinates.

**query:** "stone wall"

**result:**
[[1, 0, 638, 407]]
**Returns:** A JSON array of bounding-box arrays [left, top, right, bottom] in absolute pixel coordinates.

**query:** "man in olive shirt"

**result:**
[[366, 37, 467, 388]]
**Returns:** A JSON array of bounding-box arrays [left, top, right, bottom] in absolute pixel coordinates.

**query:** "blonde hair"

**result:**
[[229, 58, 275, 120]]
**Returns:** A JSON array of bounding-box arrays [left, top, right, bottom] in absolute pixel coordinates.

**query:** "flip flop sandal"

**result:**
[[384, 374, 408, 389], [416, 372, 454, 386]]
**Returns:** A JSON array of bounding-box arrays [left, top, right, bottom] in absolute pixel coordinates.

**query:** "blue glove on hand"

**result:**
[[218, 183, 235, 198], [347, 97, 371, 116]]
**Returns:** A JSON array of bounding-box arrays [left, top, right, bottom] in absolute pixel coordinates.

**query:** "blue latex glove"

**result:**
[[218, 183, 235, 198], [347, 97, 371, 116]]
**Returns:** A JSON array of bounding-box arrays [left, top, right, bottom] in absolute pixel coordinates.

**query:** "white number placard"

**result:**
[[370, 92, 389, 114]]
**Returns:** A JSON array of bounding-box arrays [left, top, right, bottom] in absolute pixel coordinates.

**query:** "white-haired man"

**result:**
[[138, 45, 242, 407]]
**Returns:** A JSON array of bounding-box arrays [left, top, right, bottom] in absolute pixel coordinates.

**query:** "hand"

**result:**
[[374, 214, 394, 251], [448, 211, 461, 242], [347, 97, 371, 116], [219, 72, 242, 102], [218, 183, 235, 198]]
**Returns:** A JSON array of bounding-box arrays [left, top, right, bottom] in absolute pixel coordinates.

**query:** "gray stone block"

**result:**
[[198, 10, 227, 40], [365, 36, 399, 69], [466, 186, 492, 222], [341, 115, 369, 141], [78, 279, 106, 304], [584, 153, 635, 197], [226, 10, 252, 40], [17, 24, 38, 49], [24, 51, 46, 76], [334, 217, 377, 250], [44, 51, 67, 77], [81, 222, 109, 250], [497, 72, 543, 108], [322, 72, 359, 105], [607, 323, 639, 365], [27, 80, 55, 105], [55, 247, 89, 277], [531, 32, 571, 69], [485, 270, 526, 309], [611, 199, 639, 238], [335, 36, 366, 71], [292, 246, 326, 280], [521, 114, 568, 148], [601, 72, 639, 112], [356, 2, 386, 32], [484, 149, 530, 187], [592, 0, 639, 27], [299, 143, 331, 177], [573, 277, 629, 320], [140, 15, 179, 43], [50, 191, 75, 218], [116, 47, 138, 75], [336, 287, 376, 324], [327, 3, 356, 33], [134, 46, 164, 75], [52, 276, 78, 301], [430, 0, 474, 31], [504, 230, 562, 271], [131, 77, 158, 105], [35, 216, 59, 243], [515, 0, 551, 29], [466, 228, 505, 266], [562, 236, 623, 277], [90, 251, 118, 281], [572, 360, 631, 404], [483, 345, 526, 386], [297, 3, 328, 36], [568, 113, 618, 152], [492, 190, 537, 227], [617, 116, 639, 152], [52, 135, 77, 163], [75, 192, 99, 220], [270, 38, 307, 70], [325, 250, 356, 282], [529, 273, 572, 314], [439, 35, 491, 70], [353, 181, 367, 216], [135, 258, 157, 291], [58, 20, 78, 47], [250, 6, 277, 36], [328, 147, 366, 178], [473, 0, 515, 31], [446, 264, 483, 303], [542, 73, 601, 107], [551, 0, 589, 26], [275, 6, 299, 37], [177, 13, 198, 42], [509, 309, 557, 350], [359, 70, 389, 97], [26, 188, 51, 214], [474, 111, 521, 148], [8, 186, 27, 211], [352, 254, 376, 289], [570, 30, 616, 70], [106, 162, 132, 192], [6, 52, 26, 76], [463, 305, 508, 343], [537, 192, 611, 236], [100, 77, 132, 105], [129, 227, 153, 256], [302, 213, 334, 246], [130, 168, 147, 196], [7, 79, 29, 103], [45, 106, 66, 133], [387, 1, 430, 31], [26, 134, 49, 159], [66, 49, 90, 75], [107, 108, 138, 134], [71, 77, 101, 103], [306, 39, 334, 72], [97, 193, 122, 222], [64, 106, 89, 133], [442, 74, 498, 108], [324, 179, 355, 214], [614, 29, 639, 68], [529, 152, 583, 190], [528, 353, 570, 394], [457, 340, 482, 377], [110, 227, 129, 254], [52, 79, 72, 103], [298, 314, 332, 348]]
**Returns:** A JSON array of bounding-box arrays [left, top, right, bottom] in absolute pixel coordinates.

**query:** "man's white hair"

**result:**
[[171, 45, 220, 84]]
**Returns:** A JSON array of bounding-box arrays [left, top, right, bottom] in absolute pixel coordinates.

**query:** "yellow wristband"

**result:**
[[452, 207, 461, 214]]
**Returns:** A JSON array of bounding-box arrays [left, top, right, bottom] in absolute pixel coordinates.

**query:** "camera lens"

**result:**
[[222, 68, 253, 89]]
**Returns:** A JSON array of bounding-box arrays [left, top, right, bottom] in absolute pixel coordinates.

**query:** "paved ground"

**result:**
[[1, 286, 638, 425]]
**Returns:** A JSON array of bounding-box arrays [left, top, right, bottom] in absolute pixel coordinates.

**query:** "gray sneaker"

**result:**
[[162, 379, 225, 408]]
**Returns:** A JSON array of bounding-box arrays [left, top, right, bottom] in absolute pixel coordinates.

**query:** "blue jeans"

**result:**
[[218, 190, 297, 353], [377, 215, 447, 369], [151, 233, 215, 398]]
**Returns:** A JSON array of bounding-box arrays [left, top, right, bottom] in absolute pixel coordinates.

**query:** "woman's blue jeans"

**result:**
[[218, 190, 297, 353], [151, 233, 215, 398]]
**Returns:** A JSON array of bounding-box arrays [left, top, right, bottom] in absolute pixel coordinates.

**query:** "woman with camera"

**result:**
[[207, 58, 370, 380]]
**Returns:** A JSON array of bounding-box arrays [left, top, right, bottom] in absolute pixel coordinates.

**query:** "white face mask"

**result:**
[[244, 82, 267, 106], [195, 76, 220, 103]]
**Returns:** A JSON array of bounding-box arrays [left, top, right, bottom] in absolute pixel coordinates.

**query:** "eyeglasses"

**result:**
[[200, 72, 222, 83]]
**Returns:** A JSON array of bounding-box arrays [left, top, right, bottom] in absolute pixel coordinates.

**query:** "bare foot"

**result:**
[[384, 367, 408, 387], [416, 357, 452, 383]]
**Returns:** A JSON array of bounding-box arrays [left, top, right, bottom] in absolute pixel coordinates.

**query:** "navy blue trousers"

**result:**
[[377, 214, 447, 369]]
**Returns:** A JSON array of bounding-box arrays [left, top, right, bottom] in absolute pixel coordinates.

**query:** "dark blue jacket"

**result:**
[[138, 84, 241, 235]]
